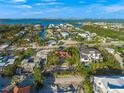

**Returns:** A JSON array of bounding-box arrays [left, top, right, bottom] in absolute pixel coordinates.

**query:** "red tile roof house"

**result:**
[[13, 85, 31, 93], [13, 75, 34, 93], [55, 51, 70, 58], [0, 90, 8, 93]]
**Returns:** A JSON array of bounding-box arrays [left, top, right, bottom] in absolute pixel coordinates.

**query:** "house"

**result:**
[[33, 24, 41, 31], [78, 33, 89, 38], [61, 32, 69, 39], [15, 31, 26, 37], [79, 46, 103, 66], [57, 63, 70, 71], [36, 50, 50, 59], [55, 51, 70, 58], [40, 58, 46, 65], [80, 55, 91, 66], [48, 24, 55, 29], [13, 86, 31, 93], [0, 44, 8, 50], [0, 90, 8, 93], [93, 76, 124, 93], [21, 57, 35, 72], [91, 33, 97, 37], [105, 48, 115, 54], [78, 31, 92, 41], [0, 56, 16, 71], [47, 40, 57, 47], [13, 75, 34, 93]]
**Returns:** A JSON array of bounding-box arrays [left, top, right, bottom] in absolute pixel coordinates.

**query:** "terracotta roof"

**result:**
[[55, 51, 70, 58], [13, 86, 31, 93], [0, 91, 8, 93]]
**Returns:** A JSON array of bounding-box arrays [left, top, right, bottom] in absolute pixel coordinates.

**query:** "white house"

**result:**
[[80, 47, 103, 66], [47, 40, 57, 47], [0, 44, 9, 50], [91, 33, 97, 37], [15, 31, 26, 37], [78, 33, 89, 38], [0, 56, 16, 71], [21, 58, 35, 72], [80, 55, 91, 66], [105, 48, 115, 54], [78, 31, 94, 41], [93, 76, 124, 93], [48, 24, 55, 29], [61, 32, 69, 39]]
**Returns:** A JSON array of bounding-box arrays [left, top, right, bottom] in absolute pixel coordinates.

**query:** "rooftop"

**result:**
[[94, 76, 124, 93]]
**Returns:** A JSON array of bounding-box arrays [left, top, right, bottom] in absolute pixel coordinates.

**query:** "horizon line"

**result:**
[[0, 18, 124, 20]]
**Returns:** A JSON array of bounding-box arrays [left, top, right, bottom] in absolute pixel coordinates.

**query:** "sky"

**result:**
[[0, 0, 124, 19]]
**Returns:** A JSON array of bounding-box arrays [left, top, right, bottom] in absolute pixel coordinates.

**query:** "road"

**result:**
[[114, 53, 124, 68], [15, 41, 81, 51]]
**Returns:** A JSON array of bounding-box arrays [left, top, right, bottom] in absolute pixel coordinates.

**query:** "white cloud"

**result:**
[[46, 8, 59, 12], [41, 0, 56, 2], [35, 3, 42, 6], [79, 1, 85, 4], [44, 2, 63, 5], [14, 5, 32, 8], [36, 0, 63, 6], [11, 0, 26, 3], [86, 9, 92, 13], [105, 6, 124, 13], [32, 11, 43, 14], [34, 2, 63, 6], [97, 0, 108, 3]]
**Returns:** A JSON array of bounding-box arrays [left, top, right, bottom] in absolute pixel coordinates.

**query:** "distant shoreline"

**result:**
[[0, 18, 124, 20], [0, 19, 124, 25]]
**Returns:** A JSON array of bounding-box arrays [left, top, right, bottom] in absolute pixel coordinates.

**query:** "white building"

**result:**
[[78, 33, 89, 38], [61, 32, 69, 39], [78, 31, 97, 41], [47, 40, 57, 47], [93, 76, 124, 93], [80, 47, 103, 66], [0, 44, 8, 50], [0, 56, 16, 71], [105, 48, 115, 54], [21, 58, 35, 72]]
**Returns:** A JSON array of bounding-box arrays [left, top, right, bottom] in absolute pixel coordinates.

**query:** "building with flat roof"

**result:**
[[93, 76, 124, 93]]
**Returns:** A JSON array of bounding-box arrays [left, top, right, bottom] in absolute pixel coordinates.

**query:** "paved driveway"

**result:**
[[114, 53, 124, 68]]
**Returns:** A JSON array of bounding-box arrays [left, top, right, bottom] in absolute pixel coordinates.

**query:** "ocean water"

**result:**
[[0, 19, 83, 26], [0, 19, 123, 26]]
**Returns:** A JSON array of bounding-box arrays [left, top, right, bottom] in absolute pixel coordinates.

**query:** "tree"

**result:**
[[46, 52, 58, 68], [82, 25, 124, 40], [65, 47, 80, 66], [83, 78, 94, 93], [3, 65, 16, 76], [23, 48, 35, 57], [33, 67, 44, 89]]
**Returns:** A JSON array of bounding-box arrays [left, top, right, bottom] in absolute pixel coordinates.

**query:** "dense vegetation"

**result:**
[[64, 47, 80, 66], [45, 52, 59, 69], [83, 78, 94, 93], [23, 48, 35, 58], [33, 67, 44, 89], [76, 48, 122, 77], [75, 47, 122, 93], [0, 24, 42, 47], [3, 65, 17, 76], [82, 25, 124, 40]]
